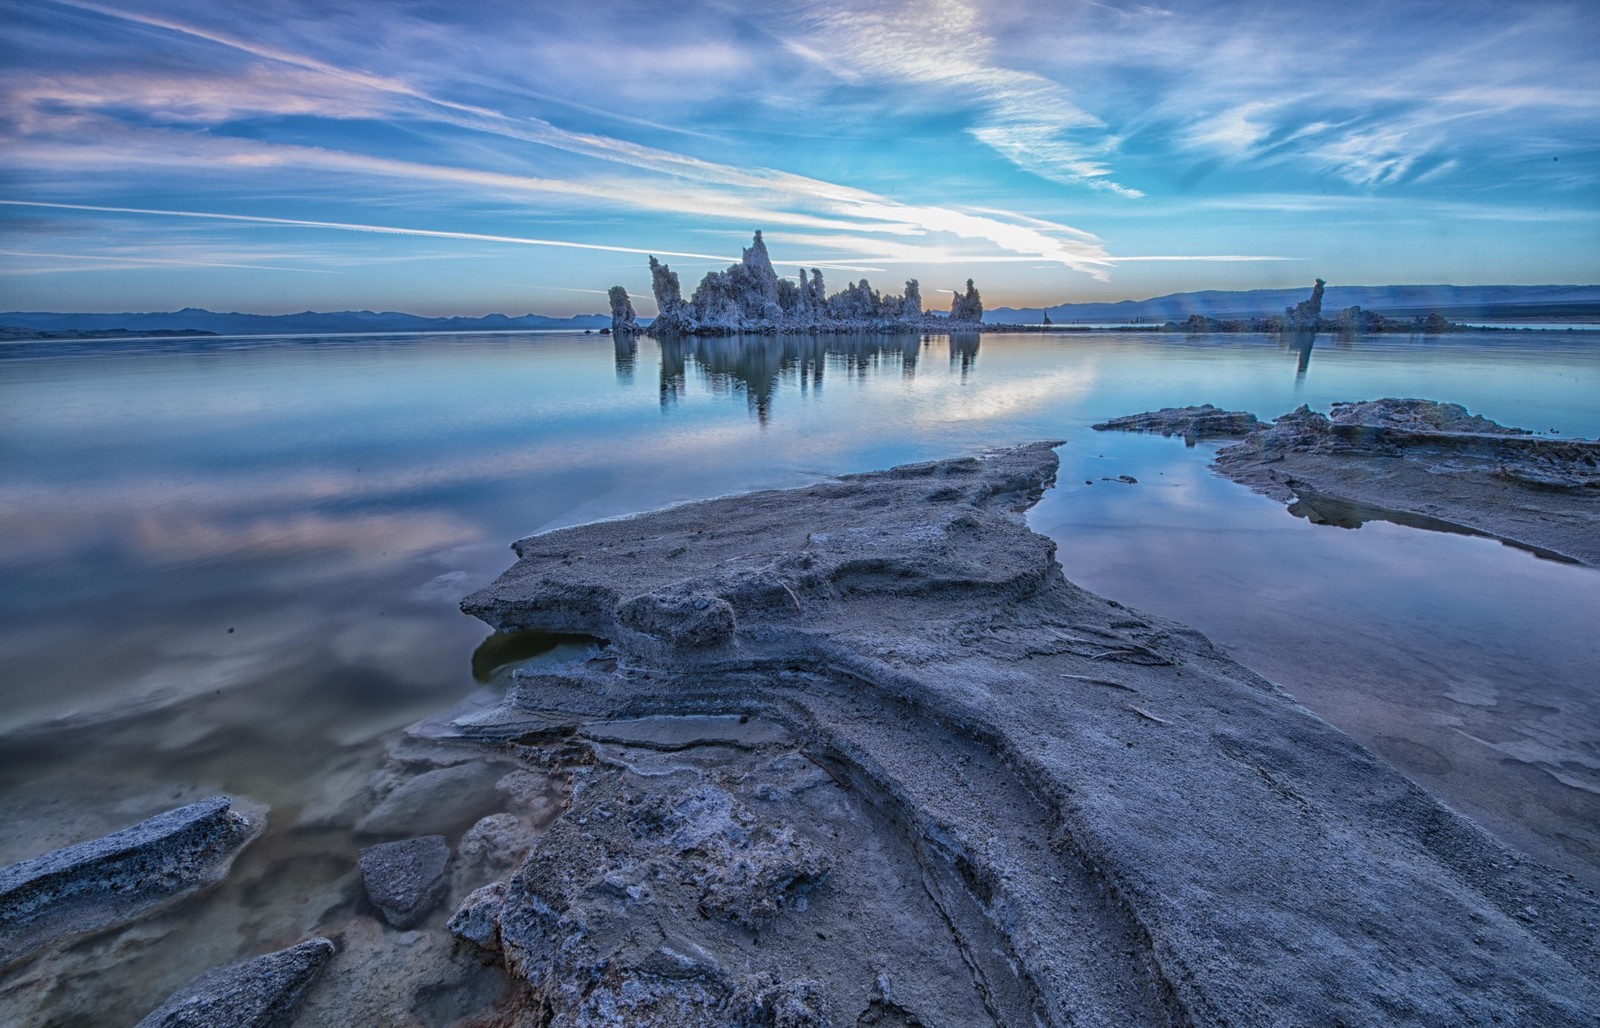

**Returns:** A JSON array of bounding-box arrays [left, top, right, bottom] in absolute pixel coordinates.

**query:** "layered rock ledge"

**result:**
[[456, 443, 1600, 1026], [1097, 398, 1599, 566]]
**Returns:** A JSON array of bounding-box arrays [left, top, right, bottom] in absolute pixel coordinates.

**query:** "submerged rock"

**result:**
[[355, 758, 509, 838], [359, 835, 451, 929], [457, 443, 1600, 1025], [0, 796, 263, 967], [134, 937, 333, 1028], [1092, 403, 1261, 444], [1213, 397, 1600, 564]]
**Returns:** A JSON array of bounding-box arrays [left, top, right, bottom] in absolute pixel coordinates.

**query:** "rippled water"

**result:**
[[2, 328, 1597, 1016]]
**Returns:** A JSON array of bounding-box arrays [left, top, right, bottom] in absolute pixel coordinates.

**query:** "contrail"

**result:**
[[0, 249, 337, 273], [0, 201, 739, 262]]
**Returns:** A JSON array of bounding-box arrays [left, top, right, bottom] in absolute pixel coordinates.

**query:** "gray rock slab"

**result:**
[[460, 442, 1600, 1026], [359, 835, 450, 929], [1212, 399, 1600, 566], [1092, 403, 1261, 442], [135, 936, 333, 1028], [0, 796, 263, 967]]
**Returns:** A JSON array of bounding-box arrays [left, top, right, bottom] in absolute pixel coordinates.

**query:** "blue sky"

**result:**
[[1, 0, 1596, 316]]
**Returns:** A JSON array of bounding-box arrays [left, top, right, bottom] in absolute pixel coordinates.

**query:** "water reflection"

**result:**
[[2, 328, 1599, 1002], [1285, 487, 1580, 564], [656, 333, 974, 423], [612, 334, 636, 385], [470, 629, 602, 682], [950, 333, 980, 380], [1288, 328, 1317, 380]]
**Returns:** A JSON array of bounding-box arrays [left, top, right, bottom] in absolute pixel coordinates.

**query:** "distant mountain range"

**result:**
[[0, 307, 611, 336], [7, 284, 1597, 339], [989, 284, 1600, 324]]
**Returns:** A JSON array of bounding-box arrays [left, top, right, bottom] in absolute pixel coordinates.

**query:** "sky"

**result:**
[[1, 0, 1597, 316]]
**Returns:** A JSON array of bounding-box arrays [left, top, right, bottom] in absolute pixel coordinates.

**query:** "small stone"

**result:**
[[359, 836, 450, 929]]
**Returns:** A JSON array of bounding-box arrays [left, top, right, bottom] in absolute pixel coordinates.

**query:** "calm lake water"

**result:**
[[2, 329, 1598, 1016]]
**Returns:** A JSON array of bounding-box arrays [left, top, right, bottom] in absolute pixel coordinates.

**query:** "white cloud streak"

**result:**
[[0, 201, 743, 262], [0, 248, 337, 274], [6, 2, 1125, 278], [787, 0, 1142, 197]]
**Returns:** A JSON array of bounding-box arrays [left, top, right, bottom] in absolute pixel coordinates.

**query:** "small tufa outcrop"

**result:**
[[1285, 278, 1325, 331], [901, 279, 923, 318], [607, 286, 638, 336], [950, 279, 983, 323], [647, 256, 692, 335]]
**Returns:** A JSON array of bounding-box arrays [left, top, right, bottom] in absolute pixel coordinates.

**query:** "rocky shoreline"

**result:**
[[1097, 398, 1600, 567], [4, 442, 1597, 1024]]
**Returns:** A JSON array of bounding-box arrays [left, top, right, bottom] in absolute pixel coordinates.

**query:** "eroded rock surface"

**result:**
[[359, 835, 451, 929], [636, 230, 985, 336], [0, 796, 263, 968], [607, 286, 638, 336], [134, 936, 333, 1028], [457, 443, 1600, 1026], [1093, 404, 1261, 444], [1213, 398, 1600, 565]]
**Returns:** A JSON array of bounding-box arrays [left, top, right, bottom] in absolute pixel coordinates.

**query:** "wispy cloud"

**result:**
[[4, 2, 1123, 277], [0, 201, 744, 262], [1072, 1, 1600, 190], [785, 0, 1142, 196], [0, 248, 337, 274], [2, 0, 1594, 308]]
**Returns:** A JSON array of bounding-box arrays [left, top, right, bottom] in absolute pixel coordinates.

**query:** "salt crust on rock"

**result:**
[[1218, 398, 1598, 566], [1098, 398, 1600, 565], [134, 936, 333, 1028], [456, 442, 1600, 1025], [0, 796, 263, 968], [359, 835, 451, 929]]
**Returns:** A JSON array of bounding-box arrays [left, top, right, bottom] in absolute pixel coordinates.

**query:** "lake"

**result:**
[[2, 328, 1597, 1017]]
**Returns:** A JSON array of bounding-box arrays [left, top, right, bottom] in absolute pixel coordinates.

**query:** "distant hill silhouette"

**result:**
[[0, 307, 610, 336], [989, 284, 1600, 324]]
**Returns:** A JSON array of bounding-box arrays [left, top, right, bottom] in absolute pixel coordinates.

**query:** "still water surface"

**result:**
[[2, 329, 1597, 1011]]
